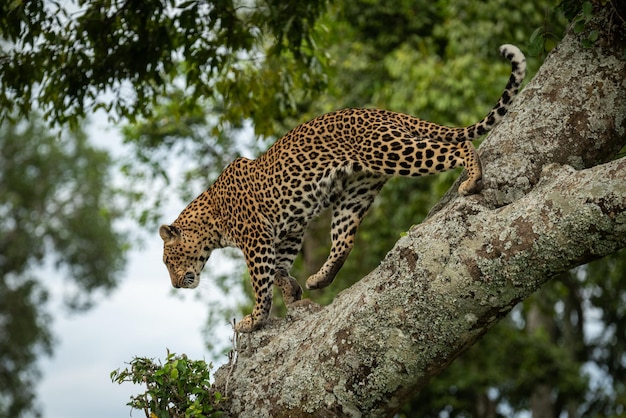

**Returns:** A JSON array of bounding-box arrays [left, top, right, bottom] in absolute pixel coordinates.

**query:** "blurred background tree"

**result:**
[[0, 115, 128, 417], [2, 0, 624, 416]]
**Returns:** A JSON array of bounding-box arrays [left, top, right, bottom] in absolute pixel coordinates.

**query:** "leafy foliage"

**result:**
[[111, 351, 222, 418], [0, 0, 328, 130], [119, 89, 269, 228]]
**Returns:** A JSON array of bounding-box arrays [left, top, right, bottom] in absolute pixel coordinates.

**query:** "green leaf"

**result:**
[[581, 1, 593, 18], [528, 29, 545, 56], [529, 26, 543, 44], [573, 19, 586, 34]]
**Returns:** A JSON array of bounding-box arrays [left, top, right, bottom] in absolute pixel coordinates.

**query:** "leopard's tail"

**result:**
[[457, 44, 526, 141]]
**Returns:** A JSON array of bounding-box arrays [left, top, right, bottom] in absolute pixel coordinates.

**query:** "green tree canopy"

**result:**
[[0, 0, 327, 132]]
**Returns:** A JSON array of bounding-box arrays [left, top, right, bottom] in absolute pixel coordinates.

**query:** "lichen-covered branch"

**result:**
[[212, 8, 626, 418]]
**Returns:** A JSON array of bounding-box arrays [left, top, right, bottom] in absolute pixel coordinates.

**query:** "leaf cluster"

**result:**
[[0, 0, 328, 129], [111, 351, 222, 418]]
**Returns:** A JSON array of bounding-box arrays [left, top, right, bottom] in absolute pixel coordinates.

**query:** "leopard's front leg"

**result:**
[[235, 242, 276, 333]]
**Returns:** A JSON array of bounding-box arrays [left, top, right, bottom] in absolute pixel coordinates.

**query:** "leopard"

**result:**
[[159, 44, 526, 332]]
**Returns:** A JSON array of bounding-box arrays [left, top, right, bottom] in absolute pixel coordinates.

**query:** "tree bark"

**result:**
[[212, 7, 626, 417]]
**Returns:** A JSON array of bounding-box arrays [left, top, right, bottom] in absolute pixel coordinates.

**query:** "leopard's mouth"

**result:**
[[178, 272, 199, 289]]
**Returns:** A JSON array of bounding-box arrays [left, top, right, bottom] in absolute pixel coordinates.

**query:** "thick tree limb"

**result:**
[[213, 8, 626, 417]]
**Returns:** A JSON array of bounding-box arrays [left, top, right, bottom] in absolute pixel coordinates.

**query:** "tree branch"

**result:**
[[212, 7, 626, 417]]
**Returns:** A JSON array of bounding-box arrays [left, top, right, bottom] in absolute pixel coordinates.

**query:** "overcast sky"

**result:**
[[36, 116, 236, 418]]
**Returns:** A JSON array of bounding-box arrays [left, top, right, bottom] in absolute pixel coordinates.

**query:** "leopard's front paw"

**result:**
[[305, 272, 332, 290], [458, 177, 483, 196], [234, 314, 263, 333]]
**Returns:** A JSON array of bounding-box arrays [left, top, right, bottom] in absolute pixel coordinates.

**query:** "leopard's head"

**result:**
[[159, 224, 212, 289]]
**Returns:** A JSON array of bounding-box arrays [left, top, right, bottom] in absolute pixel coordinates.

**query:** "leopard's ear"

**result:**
[[159, 224, 181, 244]]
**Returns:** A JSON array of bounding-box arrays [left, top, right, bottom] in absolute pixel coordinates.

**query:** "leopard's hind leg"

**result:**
[[452, 141, 483, 195], [306, 172, 387, 290], [360, 126, 483, 195]]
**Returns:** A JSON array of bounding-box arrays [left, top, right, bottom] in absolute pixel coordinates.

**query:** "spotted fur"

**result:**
[[160, 45, 526, 332]]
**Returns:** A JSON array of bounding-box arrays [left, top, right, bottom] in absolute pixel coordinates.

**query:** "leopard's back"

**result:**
[[247, 44, 526, 231]]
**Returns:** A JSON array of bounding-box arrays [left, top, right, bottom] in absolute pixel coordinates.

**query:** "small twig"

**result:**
[[224, 318, 239, 398], [609, 0, 625, 25]]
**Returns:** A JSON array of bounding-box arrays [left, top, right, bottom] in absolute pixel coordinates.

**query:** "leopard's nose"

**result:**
[[182, 272, 196, 286]]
